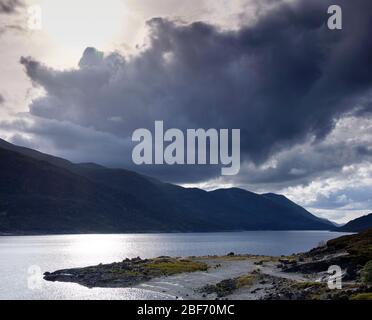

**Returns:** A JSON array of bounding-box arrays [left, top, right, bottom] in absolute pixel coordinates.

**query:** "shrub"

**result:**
[[361, 260, 372, 284], [317, 240, 326, 248]]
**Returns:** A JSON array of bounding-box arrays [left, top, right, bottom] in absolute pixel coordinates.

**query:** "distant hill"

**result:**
[[338, 214, 372, 232], [0, 138, 334, 234]]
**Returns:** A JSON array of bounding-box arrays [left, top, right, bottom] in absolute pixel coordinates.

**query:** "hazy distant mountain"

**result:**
[[0, 139, 334, 234], [337, 213, 372, 232]]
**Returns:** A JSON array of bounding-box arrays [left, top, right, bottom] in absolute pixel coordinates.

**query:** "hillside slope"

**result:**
[[338, 213, 372, 232], [0, 139, 333, 233]]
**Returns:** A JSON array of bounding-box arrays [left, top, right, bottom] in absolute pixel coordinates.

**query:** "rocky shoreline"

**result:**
[[44, 257, 208, 288], [44, 230, 372, 300]]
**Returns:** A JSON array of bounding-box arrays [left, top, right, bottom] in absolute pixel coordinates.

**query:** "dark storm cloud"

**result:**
[[0, 116, 132, 165], [0, 0, 23, 14], [232, 122, 372, 189], [18, 0, 372, 183], [0, 94, 4, 105]]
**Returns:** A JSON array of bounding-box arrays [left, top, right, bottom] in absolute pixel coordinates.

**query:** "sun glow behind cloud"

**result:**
[[39, 0, 125, 63]]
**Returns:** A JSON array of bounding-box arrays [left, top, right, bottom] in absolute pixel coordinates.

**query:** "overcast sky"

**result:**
[[0, 0, 371, 223]]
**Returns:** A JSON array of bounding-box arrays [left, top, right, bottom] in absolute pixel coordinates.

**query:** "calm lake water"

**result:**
[[0, 231, 350, 300]]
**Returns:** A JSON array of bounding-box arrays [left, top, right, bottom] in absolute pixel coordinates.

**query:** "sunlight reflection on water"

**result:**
[[0, 231, 350, 300]]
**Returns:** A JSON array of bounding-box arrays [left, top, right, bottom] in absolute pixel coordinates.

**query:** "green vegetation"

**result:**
[[350, 293, 372, 300], [106, 258, 208, 278], [44, 256, 208, 288], [254, 256, 280, 265], [327, 229, 372, 263], [237, 274, 256, 287], [361, 260, 372, 284], [200, 273, 259, 297], [213, 255, 250, 261], [145, 258, 208, 276]]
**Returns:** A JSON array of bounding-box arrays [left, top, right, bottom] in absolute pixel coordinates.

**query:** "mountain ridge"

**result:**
[[337, 213, 372, 232], [0, 138, 334, 234]]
